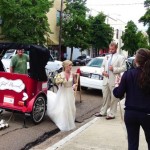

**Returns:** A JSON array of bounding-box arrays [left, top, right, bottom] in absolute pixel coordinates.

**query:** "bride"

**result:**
[[47, 60, 77, 131]]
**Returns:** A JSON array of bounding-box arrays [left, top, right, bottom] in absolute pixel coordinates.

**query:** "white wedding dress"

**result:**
[[47, 72, 76, 131]]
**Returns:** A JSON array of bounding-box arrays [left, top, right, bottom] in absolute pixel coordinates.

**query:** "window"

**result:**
[[56, 11, 60, 26]]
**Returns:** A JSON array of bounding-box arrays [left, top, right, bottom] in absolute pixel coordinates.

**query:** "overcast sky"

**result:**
[[86, 0, 147, 31]]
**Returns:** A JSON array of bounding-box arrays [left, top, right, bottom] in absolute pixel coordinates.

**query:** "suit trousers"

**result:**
[[125, 110, 150, 150], [100, 83, 119, 117]]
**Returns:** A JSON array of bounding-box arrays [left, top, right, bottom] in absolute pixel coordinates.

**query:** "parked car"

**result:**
[[77, 57, 104, 90], [127, 56, 135, 69], [77, 56, 132, 91], [1, 49, 62, 74], [73, 55, 91, 66], [2, 49, 17, 59]]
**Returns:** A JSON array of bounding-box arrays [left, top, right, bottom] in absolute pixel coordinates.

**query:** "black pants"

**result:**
[[125, 110, 150, 150]]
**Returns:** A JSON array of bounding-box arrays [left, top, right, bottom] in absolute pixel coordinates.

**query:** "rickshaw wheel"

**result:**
[[31, 96, 46, 124]]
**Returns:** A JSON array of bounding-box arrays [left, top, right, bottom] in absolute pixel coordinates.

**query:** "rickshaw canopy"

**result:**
[[0, 43, 50, 81]]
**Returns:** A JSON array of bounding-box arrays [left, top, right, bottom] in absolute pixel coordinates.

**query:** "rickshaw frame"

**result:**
[[0, 43, 50, 124]]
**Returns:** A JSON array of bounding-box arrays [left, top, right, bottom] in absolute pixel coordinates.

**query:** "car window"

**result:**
[[87, 58, 104, 68], [77, 55, 86, 59], [77, 56, 83, 59], [2, 53, 13, 59], [2, 49, 16, 59]]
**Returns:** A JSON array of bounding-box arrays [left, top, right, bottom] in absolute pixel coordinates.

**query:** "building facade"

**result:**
[[46, 0, 66, 60], [106, 15, 128, 57]]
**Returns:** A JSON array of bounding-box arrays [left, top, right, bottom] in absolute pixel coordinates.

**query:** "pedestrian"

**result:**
[[95, 41, 126, 119], [113, 48, 150, 150], [10, 49, 29, 74], [47, 60, 78, 131]]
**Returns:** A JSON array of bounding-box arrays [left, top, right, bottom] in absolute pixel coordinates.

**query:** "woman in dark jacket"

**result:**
[[113, 48, 150, 150]]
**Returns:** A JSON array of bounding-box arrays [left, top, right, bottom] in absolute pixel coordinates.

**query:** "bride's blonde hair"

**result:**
[[62, 60, 72, 70]]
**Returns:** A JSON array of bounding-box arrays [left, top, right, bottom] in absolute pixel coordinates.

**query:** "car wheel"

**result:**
[[81, 86, 88, 90], [31, 96, 46, 124]]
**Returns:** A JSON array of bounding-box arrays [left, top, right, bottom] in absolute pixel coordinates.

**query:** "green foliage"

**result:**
[[0, 0, 53, 44], [139, 0, 150, 42], [88, 13, 114, 50], [144, 0, 150, 7], [62, 0, 90, 59], [121, 21, 149, 56], [62, 0, 113, 59], [137, 31, 149, 48]]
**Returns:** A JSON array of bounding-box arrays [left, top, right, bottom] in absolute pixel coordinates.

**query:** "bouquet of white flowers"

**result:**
[[54, 73, 65, 85]]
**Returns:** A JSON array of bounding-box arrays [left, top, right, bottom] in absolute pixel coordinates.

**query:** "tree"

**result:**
[[121, 21, 149, 56], [88, 13, 114, 56], [139, 0, 150, 42], [137, 31, 149, 49], [0, 0, 53, 45], [62, 0, 90, 60], [122, 21, 139, 56]]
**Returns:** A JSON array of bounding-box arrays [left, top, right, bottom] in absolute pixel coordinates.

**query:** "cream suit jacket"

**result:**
[[102, 53, 126, 86]]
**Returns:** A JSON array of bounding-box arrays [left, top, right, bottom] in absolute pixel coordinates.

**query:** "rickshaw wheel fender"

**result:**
[[26, 93, 47, 112]]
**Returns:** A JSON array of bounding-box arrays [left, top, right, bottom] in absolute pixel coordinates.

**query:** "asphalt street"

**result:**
[[0, 66, 104, 150]]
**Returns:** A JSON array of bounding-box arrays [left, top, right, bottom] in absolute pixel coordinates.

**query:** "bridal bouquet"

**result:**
[[54, 73, 65, 85]]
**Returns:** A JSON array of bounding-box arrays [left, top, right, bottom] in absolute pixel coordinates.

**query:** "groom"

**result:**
[[95, 42, 126, 119]]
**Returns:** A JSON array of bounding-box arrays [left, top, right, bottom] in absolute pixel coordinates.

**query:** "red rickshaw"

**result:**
[[0, 43, 50, 124]]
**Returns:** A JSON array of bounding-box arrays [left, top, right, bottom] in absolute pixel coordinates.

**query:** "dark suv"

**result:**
[[73, 55, 91, 66]]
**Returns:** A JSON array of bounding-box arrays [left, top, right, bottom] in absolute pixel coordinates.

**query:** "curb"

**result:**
[[46, 117, 98, 150]]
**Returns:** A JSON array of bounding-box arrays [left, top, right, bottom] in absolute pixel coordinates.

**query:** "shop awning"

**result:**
[[47, 36, 59, 46]]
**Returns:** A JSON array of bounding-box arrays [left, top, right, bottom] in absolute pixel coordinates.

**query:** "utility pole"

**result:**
[[58, 0, 63, 61]]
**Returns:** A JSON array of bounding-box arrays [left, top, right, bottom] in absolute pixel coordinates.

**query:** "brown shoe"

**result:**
[[106, 116, 115, 120], [95, 113, 106, 117]]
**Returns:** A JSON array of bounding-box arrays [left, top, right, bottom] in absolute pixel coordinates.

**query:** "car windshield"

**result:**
[[2, 53, 13, 59], [2, 49, 16, 59], [87, 58, 104, 68], [77, 56, 85, 59]]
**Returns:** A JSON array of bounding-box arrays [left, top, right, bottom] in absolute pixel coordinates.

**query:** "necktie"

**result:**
[[108, 54, 113, 74]]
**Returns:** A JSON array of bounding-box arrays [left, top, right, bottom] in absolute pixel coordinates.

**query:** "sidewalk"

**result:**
[[46, 100, 147, 150]]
